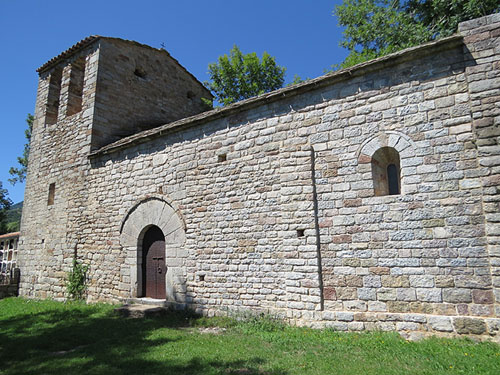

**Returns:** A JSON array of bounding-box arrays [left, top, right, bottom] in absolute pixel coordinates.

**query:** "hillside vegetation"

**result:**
[[4, 201, 22, 233]]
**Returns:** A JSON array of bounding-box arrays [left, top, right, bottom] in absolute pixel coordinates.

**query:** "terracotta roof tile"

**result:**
[[0, 232, 20, 240]]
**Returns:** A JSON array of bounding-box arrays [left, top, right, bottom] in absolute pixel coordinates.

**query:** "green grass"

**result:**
[[0, 298, 499, 375]]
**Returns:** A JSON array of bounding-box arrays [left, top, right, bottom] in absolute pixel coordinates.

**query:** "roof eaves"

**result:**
[[37, 35, 101, 73], [0, 232, 20, 239]]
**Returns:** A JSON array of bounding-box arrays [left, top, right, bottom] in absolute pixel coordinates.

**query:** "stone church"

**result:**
[[18, 14, 500, 340]]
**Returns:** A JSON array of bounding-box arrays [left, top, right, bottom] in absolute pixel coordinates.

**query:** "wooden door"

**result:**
[[142, 226, 166, 299]]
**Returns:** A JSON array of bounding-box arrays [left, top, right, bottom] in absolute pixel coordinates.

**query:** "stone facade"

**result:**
[[19, 15, 500, 340]]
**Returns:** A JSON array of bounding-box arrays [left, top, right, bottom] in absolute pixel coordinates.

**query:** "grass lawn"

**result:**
[[0, 298, 499, 374]]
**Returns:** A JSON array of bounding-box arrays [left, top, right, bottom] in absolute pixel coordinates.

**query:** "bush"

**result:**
[[66, 257, 89, 300]]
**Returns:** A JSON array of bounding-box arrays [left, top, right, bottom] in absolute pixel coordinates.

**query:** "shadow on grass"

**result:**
[[0, 302, 286, 375]]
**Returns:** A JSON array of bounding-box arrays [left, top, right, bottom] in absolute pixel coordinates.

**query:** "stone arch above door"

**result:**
[[119, 195, 187, 301], [120, 195, 186, 248]]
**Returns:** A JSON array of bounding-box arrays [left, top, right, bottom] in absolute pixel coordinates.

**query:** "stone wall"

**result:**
[[19, 14, 500, 340], [460, 15, 500, 318], [92, 38, 212, 150], [19, 42, 99, 299]]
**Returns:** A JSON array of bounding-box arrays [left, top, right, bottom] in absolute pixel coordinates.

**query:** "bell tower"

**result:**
[[19, 36, 211, 299]]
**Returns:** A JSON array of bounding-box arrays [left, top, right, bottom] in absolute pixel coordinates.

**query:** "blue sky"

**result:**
[[0, 0, 347, 204]]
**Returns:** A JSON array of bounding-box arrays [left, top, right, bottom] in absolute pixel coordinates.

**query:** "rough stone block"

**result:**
[[396, 288, 417, 302], [382, 276, 410, 288], [443, 289, 472, 303], [472, 289, 494, 304], [336, 312, 354, 322], [377, 288, 397, 301], [363, 275, 382, 288], [409, 275, 435, 288], [453, 317, 487, 335], [428, 316, 454, 332], [416, 289, 442, 302]]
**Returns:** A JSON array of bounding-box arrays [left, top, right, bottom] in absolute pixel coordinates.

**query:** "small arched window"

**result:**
[[371, 147, 401, 196]]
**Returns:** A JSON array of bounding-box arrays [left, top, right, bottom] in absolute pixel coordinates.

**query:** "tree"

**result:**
[[0, 182, 12, 234], [334, 0, 500, 68], [205, 45, 286, 106], [406, 0, 500, 37], [9, 113, 33, 185], [286, 74, 311, 87]]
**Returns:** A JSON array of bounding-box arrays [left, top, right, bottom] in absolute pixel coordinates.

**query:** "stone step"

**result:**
[[125, 297, 168, 307], [115, 303, 167, 318]]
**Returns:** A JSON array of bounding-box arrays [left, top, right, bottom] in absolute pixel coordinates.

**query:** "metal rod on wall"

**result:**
[[310, 145, 324, 311]]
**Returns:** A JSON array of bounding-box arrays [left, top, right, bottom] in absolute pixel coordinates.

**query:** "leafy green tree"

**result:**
[[9, 113, 33, 185], [286, 74, 310, 86], [0, 182, 12, 234], [406, 0, 500, 37], [205, 45, 286, 106], [334, 0, 500, 68]]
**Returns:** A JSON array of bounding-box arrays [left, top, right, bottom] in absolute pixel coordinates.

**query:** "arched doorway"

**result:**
[[120, 196, 187, 301], [142, 226, 166, 299]]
